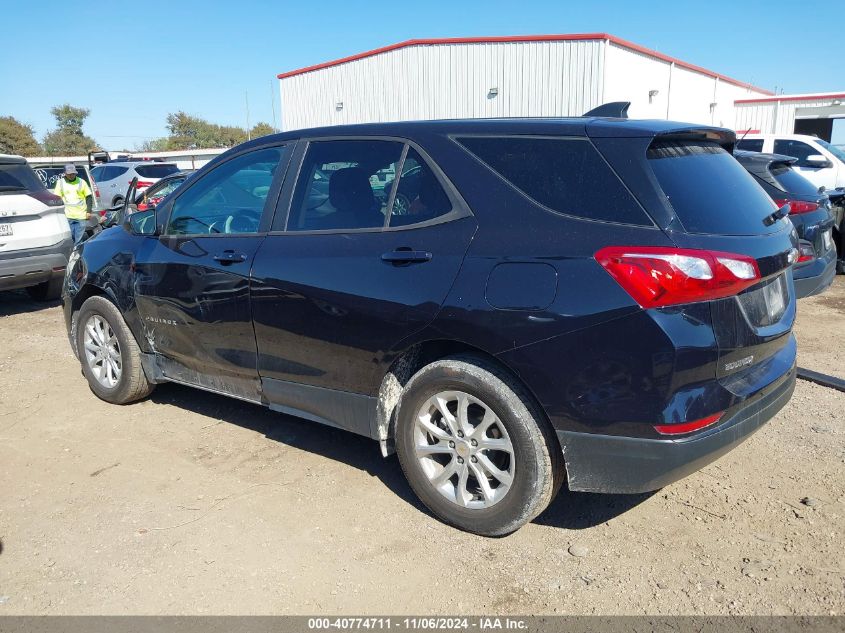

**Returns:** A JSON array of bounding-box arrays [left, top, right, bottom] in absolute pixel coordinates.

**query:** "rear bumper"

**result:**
[[0, 239, 73, 291], [558, 362, 796, 494], [793, 251, 837, 299]]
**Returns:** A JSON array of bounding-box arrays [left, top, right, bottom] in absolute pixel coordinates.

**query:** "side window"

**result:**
[[286, 140, 404, 231], [97, 166, 114, 181], [166, 147, 285, 236], [387, 148, 452, 227], [112, 166, 129, 178], [736, 139, 764, 152], [457, 136, 649, 225], [90, 166, 104, 182], [773, 140, 816, 167]]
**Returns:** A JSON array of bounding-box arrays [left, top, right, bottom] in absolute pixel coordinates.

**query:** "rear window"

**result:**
[[736, 139, 764, 152], [770, 164, 819, 196], [457, 136, 650, 225], [0, 163, 46, 193], [33, 166, 90, 189], [135, 164, 179, 178], [648, 141, 778, 235]]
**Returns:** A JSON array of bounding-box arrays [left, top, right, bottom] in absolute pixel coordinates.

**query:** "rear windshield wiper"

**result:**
[[763, 203, 790, 226]]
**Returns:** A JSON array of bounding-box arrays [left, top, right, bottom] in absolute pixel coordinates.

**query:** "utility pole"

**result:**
[[270, 80, 278, 132], [245, 90, 251, 140]]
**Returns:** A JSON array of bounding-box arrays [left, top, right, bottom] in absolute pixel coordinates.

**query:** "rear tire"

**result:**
[[395, 355, 564, 536], [76, 296, 153, 404], [26, 276, 63, 301]]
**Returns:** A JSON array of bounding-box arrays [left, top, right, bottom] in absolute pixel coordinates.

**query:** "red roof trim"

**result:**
[[735, 92, 845, 104], [277, 33, 774, 95]]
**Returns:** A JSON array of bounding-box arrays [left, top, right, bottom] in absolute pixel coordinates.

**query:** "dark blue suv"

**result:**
[[63, 116, 798, 536]]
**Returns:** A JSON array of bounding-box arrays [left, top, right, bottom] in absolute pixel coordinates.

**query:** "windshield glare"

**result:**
[[816, 139, 845, 163]]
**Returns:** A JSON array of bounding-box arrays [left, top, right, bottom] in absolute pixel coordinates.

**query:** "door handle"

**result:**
[[381, 249, 432, 265], [213, 250, 247, 265]]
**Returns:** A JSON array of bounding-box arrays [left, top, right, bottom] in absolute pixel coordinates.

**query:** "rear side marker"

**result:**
[[654, 412, 723, 436]]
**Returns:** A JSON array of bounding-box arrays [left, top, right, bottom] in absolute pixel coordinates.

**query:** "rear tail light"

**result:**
[[595, 246, 761, 308], [26, 190, 63, 207], [773, 198, 819, 215], [654, 412, 723, 435], [135, 181, 154, 188], [797, 241, 815, 263]]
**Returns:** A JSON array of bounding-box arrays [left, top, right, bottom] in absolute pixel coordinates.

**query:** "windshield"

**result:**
[[816, 139, 845, 164]]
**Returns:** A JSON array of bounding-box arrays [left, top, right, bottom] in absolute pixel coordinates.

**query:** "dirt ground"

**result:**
[[0, 278, 843, 615]]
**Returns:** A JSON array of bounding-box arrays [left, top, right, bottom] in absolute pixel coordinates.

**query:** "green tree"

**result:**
[[42, 104, 98, 155], [0, 116, 42, 156], [250, 122, 275, 138]]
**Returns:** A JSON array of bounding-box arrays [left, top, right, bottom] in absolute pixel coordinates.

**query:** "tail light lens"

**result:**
[[773, 198, 819, 215], [655, 412, 723, 435], [135, 180, 154, 188], [797, 241, 815, 263], [595, 246, 761, 309]]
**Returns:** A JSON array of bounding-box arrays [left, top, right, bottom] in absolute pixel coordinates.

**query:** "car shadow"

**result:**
[[148, 383, 428, 514], [533, 488, 656, 530], [148, 383, 653, 533], [0, 290, 61, 316]]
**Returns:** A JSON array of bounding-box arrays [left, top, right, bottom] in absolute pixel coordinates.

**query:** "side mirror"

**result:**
[[124, 209, 158, 236], [804, 154, 832, 169]]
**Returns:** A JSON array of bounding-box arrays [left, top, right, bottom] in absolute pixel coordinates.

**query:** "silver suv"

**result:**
[[90, 161, 180, 207], [0, 154, 72, 301]]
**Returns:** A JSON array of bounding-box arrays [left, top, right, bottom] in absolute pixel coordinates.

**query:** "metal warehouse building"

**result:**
[[277, 33, 774, 131]]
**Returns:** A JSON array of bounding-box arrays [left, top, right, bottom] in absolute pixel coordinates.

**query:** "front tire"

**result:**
[[395, 355, 564, 536], [76, 296, 153, 404]]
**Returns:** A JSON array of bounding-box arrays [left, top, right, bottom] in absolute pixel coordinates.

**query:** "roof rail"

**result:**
[[583, 101, 630, 118]]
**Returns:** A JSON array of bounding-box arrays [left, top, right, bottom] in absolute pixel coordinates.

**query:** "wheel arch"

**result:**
[[374, 339, 557, 456]]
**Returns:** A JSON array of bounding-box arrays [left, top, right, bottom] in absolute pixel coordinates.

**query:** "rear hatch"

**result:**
[[0, 161, 69, 254], [644, 137, 796, 380], [133, 163, 180, 194], [588, 124, 796, 384]]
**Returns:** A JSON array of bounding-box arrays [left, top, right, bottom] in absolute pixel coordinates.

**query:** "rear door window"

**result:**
[[736, 139, 764, 152], [387, 148, 453, 227], [648, 141, 778, 235], [457, 136, 650, 225], [135, 164, 180, 178]]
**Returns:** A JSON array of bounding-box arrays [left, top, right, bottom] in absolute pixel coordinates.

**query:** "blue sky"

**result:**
[[1, 0, 843, 149]]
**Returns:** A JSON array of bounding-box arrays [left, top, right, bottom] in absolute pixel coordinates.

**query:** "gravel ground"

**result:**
[[0, 278, 842, 615]]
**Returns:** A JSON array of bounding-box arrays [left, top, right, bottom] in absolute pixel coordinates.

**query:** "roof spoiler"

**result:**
[[583, 101, 630, 118]]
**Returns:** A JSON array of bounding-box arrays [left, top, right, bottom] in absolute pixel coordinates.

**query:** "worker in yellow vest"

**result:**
[[53, 164, 93, 243]]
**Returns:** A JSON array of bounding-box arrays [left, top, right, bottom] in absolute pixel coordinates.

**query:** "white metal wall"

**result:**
[[735, 97, 845, 135], [280, 40, 605, 130], [279, 39, 770, 131], [603, 44, 767, 127]]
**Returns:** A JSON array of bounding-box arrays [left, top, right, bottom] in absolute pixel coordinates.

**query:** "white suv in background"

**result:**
[[0, 154, 73, 301], [736, 133, 845, 191], [90, 161, 180, 207]]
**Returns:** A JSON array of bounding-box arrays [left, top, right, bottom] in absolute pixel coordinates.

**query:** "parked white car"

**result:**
[[736, 133, 845, 191], [89, 161, 180, 207], [0, 154, 73, 300]]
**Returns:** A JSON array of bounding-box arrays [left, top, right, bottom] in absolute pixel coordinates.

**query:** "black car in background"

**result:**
[[734, 150, 836, 298], [134, 170, 193, 212], [64, 116, 798, 536]]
